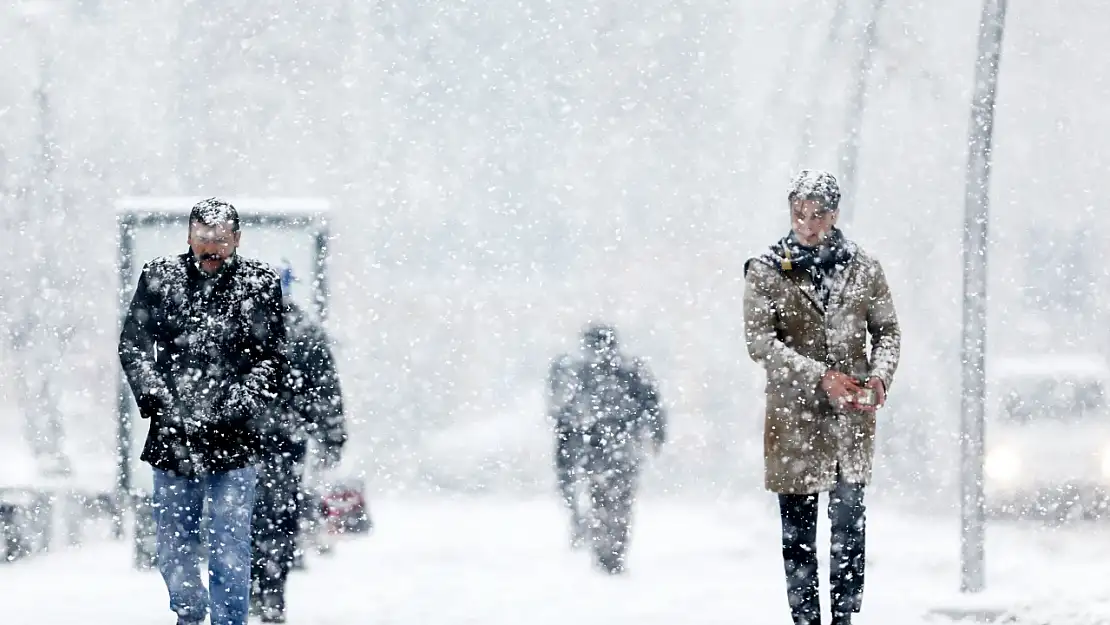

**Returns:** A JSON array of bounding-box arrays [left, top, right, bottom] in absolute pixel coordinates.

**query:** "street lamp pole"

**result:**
[[16, 0, 67, 470], [960, 0, 1008, 595], [838, 0, 885, 224]]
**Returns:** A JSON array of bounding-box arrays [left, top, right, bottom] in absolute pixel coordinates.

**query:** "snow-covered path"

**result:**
[[4, 496, 1110, 624]]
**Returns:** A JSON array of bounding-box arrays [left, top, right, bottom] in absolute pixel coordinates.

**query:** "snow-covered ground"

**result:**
[[5, 496, 1110, 624]]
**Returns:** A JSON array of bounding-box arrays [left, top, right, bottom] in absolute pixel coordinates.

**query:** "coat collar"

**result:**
[[750, 239, 861, 318]]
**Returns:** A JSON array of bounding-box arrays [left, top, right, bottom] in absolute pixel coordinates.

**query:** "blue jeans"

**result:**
[[153, 466, 257, 625]]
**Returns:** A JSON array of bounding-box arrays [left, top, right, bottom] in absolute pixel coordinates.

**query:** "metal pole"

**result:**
[[116, 216, 134, 518], [315, 228, 330, 323], [795, 0, 846, 166], [838, 0, 885, 224], [960, 0, 1007, 595]]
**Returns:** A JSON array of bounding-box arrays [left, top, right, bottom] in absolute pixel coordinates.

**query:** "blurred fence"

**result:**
[[0, 486, 120, 564]]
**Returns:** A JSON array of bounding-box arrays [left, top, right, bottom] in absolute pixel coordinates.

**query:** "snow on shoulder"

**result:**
[[235, 256, 282, 291], [139, 253, 281, 296]]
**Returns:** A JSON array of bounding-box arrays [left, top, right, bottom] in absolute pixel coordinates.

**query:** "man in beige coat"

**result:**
[[743, 169, 900, 625]]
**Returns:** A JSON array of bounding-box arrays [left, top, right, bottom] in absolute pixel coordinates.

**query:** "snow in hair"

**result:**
[[190, 197, 240, 230], [788, 169, 841, 211]]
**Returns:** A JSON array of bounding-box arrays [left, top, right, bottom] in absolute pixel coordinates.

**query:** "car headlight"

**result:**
[[985, 446, 1021, 483]]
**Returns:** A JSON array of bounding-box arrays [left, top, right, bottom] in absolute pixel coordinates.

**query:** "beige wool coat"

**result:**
[[743, 241, 900, 494]]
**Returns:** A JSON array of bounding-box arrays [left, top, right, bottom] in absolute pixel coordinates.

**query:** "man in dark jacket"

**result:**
[[118, 198, 286, 625], [566, 323, 666, 574], [250, 266, 347, 623]]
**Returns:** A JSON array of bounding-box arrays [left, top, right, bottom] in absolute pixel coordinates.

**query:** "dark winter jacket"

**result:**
[[629, 358, 666, 449], [118, 251, 287, 477], [546, 354, 578, 432], [564, 355, 666, 465], [258, 301, 347, 462]]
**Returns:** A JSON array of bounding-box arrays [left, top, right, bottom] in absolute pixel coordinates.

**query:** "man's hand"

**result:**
[[136, 392, 168, 420], [821, 370, 863, 408], [223, 383, 262, 424]]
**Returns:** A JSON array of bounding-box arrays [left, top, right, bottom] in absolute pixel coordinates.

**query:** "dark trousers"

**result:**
[[585, 452, 638, 574], [778, 480, 866, 625], [554, 432, 585, 534], [250, 455, 303, 612]]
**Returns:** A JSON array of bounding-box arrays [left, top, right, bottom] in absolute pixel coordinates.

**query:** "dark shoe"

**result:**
[[570, 524, 587, 549], [596, 552, 626, 575], [260, 591, 287, 623], [261, 608, 287, 623], [831, 613, 852, 625], [177, 618, 204, 625]]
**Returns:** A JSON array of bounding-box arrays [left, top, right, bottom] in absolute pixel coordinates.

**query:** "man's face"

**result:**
[[188, 221, 240, 274], [790, 198, 838, 247]]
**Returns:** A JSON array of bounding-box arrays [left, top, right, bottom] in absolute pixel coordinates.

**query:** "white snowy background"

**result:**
[[1, 0, 1110, 622]]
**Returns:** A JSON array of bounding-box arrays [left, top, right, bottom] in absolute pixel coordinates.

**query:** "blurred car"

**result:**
[[985, 354, 1110, 521]]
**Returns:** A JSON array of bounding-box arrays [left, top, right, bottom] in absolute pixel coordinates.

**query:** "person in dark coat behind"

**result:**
[[566, 323, 666, 574], [250, 264, 347, 623], [118, 198, 286, 625], [547, 352, 586, 547]]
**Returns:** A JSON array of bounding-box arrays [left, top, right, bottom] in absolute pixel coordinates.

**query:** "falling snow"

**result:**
[[0, 0, 1108, 623]]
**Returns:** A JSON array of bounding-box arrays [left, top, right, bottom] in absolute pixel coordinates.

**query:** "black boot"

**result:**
[[260, 590, 287, 623], [831, 614, 852, 625], [249, 585, 263, 617], [570, 525, 586, 549], [596, 549, 626, 575], [570, 508, 588, 549]]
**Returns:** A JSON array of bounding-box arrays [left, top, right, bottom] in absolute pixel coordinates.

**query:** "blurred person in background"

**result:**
[[250, 262, 347, 623], [119, 198, 286, 625], [547, 352, 587, 547], [743, 169, 900, 625], [561, 323, 666, 574]]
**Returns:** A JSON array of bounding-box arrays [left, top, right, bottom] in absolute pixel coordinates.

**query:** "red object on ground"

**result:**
[[320, 480, 371, 535]]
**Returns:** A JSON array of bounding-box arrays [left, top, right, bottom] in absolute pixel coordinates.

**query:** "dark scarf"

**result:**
[[760, 227, 854, 307]]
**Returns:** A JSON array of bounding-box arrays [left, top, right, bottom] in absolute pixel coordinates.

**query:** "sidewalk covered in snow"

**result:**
[[4, 497, 1110, 624]]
